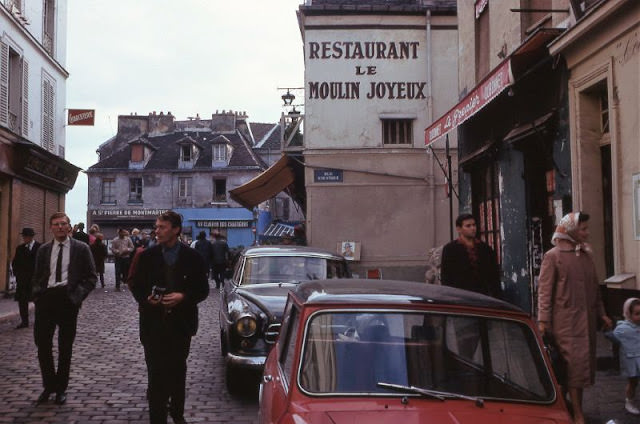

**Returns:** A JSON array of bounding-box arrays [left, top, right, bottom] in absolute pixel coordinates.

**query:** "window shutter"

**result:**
[[42, 76, 55, 152], [21, 58, 28, 137], [0, 41, 8, 126]]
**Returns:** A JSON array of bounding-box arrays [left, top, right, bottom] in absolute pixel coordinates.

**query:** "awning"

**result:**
[[425, 28, 563, 146], [230, 154, 305, 210], [503, 111, 555, 144]]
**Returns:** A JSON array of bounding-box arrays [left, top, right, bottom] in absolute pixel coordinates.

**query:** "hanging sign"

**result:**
[[68, 109, 95, 126]]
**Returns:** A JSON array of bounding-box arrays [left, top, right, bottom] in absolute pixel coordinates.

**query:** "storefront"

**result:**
[[173, 207, 255, 248], [1, 135, 80, 293]]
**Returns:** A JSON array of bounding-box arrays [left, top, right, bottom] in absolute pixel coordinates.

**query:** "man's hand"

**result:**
[[147, 295, 162, 306], [601, 315, 613, 331], [161, 292, 185, 308]]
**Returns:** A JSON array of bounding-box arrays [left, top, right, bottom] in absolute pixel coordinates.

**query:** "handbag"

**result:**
[[543, 333, 567, 386]]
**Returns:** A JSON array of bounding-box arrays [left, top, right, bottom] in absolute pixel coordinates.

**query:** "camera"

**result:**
[[151, 285, 167, 300]]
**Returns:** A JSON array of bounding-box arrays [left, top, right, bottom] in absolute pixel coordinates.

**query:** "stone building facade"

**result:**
[[86, 111, 301, 248], [297, 0, 459, 281], [1, 0, 80, 292]]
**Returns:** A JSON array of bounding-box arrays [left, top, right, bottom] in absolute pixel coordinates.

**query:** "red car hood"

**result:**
[[284, 402, 570, 424]]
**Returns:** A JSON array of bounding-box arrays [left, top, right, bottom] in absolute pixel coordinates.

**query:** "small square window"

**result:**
[[213, 178, 226, 202], [181, 145, 192, 162], [382, 119, 413, 145]]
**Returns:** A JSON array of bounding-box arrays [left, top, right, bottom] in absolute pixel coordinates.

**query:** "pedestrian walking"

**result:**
[[111, 228, 134, 291], [211, 231, 229, 290], [88, 223, 100, 245], [11, 227, 41, 329], [129, 211, 209, 424], [440, 213, 502, 299], [31, 212, 97, 405], [90, 233, 108, 288], [193, 231, 212, 279], [613, 297, 640, 415], [537, 211, 613, 424], [71, 222, 90, 244]]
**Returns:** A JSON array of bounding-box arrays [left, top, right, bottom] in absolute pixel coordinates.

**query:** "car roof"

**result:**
[[292, 279, 524, 314], [242, 245, 345, 260]]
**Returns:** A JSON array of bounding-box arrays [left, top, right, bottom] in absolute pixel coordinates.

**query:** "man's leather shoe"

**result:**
[[15, 323, 28, 329], [36, 391, 51, 404], [54, 392, 67, 405], [171, 416, 187, 424]]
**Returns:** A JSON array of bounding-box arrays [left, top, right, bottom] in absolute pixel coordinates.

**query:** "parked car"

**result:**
[[219, 245, 350, 394], [259, 279, 572, 424]]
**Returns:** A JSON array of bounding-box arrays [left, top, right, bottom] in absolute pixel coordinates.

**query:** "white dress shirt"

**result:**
[[48, 237, 71, 288]]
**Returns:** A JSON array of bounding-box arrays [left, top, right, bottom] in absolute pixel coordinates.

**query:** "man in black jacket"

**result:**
[[32, 212, 97, 405], [441, 213, 502, 299], [11, 227, 41, 329], [130, 211, 209, 424]]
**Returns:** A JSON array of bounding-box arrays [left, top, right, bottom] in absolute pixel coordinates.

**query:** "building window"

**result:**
[[42, 74, 55, 152], [213, 144, 229, 167], [213, 178, 226, 203], [0, 42, 29, 138], [472, 162, 501, 264], [475, 0, 490, 82], [181, 144, 192, 162], [382, 119, 413, 145], [600, 89, 609, 134], [101, 178, 116, 204], [178, 177, 192, 197], [43, 0, 55, 55], [129, 177, 143, 203], [131, 144, 144, 162], [275, 197, 290, 220]]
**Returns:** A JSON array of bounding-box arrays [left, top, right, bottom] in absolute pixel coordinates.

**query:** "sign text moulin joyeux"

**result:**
[[307, 40, 427, 100]]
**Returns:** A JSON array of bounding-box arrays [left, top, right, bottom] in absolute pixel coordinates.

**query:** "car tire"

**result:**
[[220, 329, 228, 356], [225, 364, 243, 395]]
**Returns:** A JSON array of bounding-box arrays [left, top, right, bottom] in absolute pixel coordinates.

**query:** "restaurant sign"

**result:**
[[425, 59, 513, 146], [90, 208, 168, 218], [195, 220, 252, 229]]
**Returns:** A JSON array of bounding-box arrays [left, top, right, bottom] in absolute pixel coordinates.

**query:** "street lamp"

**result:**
[[281, 90, 295, 107]]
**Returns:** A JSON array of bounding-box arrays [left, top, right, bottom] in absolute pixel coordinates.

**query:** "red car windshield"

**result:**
[[298, 311, 555, 403]]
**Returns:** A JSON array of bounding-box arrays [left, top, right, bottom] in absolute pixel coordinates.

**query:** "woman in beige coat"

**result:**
[[537, 211, 612, 424]]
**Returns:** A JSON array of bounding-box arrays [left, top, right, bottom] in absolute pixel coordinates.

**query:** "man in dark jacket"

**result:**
[[440, 213, 502, 299], [130, 211, 209, 424], [71, 222, 90, 244], [11, 227, 41, 329], [193, 231, 212, 279], [211, 231, 229, 290], [32, 212, 97, 405]]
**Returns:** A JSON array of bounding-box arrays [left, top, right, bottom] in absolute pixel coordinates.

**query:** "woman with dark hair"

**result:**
[[537, 211, 613, 424], [90, 233, 108, 288]]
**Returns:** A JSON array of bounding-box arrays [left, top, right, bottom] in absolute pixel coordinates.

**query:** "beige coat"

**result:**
[[537, 247, 606, 388]]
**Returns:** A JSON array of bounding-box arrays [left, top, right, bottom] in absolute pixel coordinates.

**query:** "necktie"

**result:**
[[55, 243, 64, 282]]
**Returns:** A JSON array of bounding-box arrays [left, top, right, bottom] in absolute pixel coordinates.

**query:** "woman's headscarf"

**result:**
[[623, 297, 640, 321], [551, 212, 590, 255]]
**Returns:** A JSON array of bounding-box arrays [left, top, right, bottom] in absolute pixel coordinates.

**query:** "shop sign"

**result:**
[[314, 169, 343, 183], [425, 59, 513, 146], [67, 109, 95, 126], [195, 220, 252, 229], [89, 208, 168, 218]]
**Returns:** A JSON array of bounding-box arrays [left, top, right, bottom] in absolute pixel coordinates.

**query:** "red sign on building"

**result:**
[[67, 109, 95, 126], [425, 59, 513, 146]]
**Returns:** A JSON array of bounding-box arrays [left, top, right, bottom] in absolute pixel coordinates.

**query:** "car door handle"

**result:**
[[263, 375, 273, 383]]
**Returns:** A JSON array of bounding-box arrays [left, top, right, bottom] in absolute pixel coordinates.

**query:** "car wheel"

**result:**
[[225, 364, 243, 395], [220, 329, 228, 356]]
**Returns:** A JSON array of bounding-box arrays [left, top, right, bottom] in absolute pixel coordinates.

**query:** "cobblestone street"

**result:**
[[0, 263, 259, 424]]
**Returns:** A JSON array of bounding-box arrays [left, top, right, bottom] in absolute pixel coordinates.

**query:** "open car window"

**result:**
[[241, 256, 348, 285], [298, 310, 555, 403]]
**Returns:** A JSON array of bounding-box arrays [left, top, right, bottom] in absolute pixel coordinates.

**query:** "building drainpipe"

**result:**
[[426, 8, 437, 248]]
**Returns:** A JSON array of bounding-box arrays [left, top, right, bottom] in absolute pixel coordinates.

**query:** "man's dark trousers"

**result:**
[[114, 257, 129, 289], [33, 286, 79, 394]]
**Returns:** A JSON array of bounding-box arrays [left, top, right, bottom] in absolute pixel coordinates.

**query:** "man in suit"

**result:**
[[11, 227, 41, 329], [130, 211, 209, 424], [32, 212, 97, 405]]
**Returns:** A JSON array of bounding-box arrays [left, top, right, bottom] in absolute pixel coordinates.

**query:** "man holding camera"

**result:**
[[130, 211, 209, 424]]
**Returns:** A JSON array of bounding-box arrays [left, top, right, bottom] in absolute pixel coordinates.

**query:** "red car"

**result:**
[[259, 279, 572, 424]]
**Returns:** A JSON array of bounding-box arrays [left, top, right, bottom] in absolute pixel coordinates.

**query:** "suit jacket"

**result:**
[[32, 238, 98, 306], [12, 241, 41, 301], [131, 244, 209, 337], [441, 239, 502, 299]]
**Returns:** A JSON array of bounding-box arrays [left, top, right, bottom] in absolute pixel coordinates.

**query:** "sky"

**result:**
[[64, 0, 305, 225]]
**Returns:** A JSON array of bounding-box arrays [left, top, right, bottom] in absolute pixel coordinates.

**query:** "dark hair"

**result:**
[[157, 210, 182, 234], [455, 213, 475, 228], [578, 212, 590, 223], [49, 212, 70, 225], [197, 230, 206, 240]]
